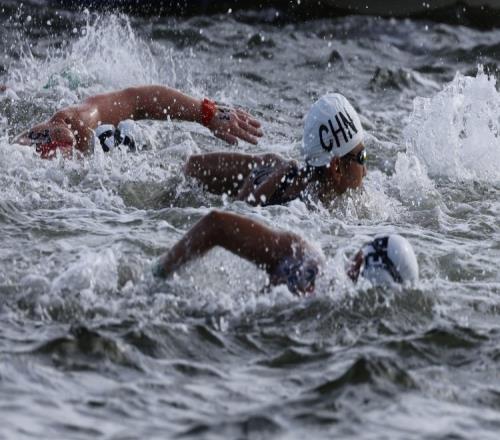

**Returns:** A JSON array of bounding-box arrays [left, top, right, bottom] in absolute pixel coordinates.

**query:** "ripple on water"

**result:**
[[1, 9, 500, 440]]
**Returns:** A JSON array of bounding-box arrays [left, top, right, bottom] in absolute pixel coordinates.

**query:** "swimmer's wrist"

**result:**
[[201, 98, 217, 127]]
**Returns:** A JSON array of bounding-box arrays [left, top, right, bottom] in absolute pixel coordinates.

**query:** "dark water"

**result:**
[[1, 5, 500, 439]]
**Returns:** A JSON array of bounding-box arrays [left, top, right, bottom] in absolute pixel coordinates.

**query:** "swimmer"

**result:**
[[152, 210, 419, 295], [15, 85, 263, 159], [184, 93, 366, 206]]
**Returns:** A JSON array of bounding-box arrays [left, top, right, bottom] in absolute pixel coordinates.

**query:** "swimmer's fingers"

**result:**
[[214, 129, 239, 145], [237, 119, 263, 139], [208, 108, 259, 144], [216, 124, 257, 145], [222, 121, 259, 145], [235, 108, 262, 129]]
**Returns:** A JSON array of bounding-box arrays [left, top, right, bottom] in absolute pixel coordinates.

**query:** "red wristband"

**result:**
[[201, 98, 217, 127]]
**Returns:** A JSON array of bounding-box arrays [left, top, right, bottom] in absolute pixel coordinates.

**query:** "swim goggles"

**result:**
[[343, 148, 367, 166]]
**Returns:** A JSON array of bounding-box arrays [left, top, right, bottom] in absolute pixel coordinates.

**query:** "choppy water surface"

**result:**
[[1, 6, 500, 439]]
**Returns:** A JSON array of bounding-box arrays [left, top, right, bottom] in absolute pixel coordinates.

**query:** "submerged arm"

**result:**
[[19, 86, 262, 155], [154, 210, 306, 278]]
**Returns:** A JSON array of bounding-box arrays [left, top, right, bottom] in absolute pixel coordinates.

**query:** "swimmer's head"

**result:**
[[302, 94, 366, 195], [94, 120, 139, 153], [348, 234, 419, 286], [27, 122, 75, 159], [302, 93, 364, 167]]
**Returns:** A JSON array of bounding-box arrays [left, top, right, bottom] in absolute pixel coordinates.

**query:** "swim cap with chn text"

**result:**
[[302, 93, 364, 167]]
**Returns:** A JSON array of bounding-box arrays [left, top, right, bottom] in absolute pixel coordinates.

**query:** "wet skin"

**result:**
[[184, 142, 367, 207], [323, 143, 367, 196], [15, 85, 262, 156]]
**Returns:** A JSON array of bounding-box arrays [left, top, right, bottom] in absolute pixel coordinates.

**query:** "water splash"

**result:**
[[0, 11, 452, 322], [7, 13, 178, 99], [403, 67, 500, 181], [392, 152, 439, 209]]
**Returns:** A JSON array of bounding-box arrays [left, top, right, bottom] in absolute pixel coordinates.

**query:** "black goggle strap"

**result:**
[[97, 128, 136, 153], [114, 127, 136, 152], [364, 237, 402, 283], [97, 129, 116, 152]]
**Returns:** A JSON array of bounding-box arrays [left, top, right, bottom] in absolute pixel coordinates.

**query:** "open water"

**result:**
[[1, 4, 500, 439]]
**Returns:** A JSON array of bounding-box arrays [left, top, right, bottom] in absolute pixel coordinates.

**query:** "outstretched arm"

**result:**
[[72, 85, 263, 145], [82, 86, 203, 125], [153, 210, 307, 278]]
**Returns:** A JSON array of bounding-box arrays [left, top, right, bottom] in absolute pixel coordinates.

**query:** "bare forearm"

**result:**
[[127, 86, 263, 145], [129, 85, 202, 122], [61, 85, 261, 146], [84, 85, 203, 126]]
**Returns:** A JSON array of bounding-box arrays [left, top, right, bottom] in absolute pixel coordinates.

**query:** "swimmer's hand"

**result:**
[[207, 104, 263, 145]]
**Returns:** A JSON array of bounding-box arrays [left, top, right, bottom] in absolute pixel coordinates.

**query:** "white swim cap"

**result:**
[[116, 119, 139, 152], [361, 234, 419, 285], [94, 120, 143, 153], [302, 93, 364, 167]]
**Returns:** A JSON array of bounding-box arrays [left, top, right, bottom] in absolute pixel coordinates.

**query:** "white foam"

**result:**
[[392, 152, 439, 208], [51, 248, 119, 296], [8, 14, 179, 99], [403, 67, 500, 181], [0, 12, 428, 320]]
